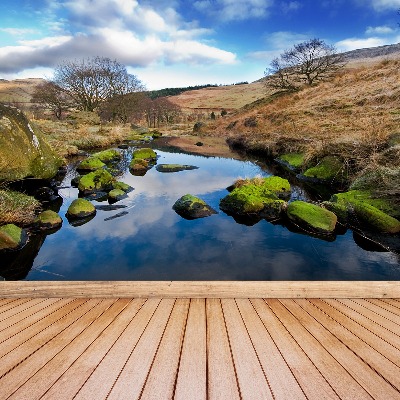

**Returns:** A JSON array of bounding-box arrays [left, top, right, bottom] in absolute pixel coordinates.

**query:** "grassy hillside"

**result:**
[[0, 78, 43, 107]]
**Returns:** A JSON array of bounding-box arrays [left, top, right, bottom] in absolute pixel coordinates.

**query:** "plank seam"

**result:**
[[361, 299, 400, 325], [249, 299, 307, 400], [235, 299, 275, 400], [0, 299, 48, 323], [302, 299, 400, 395], [103, 299, 163, 399]]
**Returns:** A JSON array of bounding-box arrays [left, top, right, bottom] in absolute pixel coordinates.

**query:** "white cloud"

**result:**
[[367, 0, 400, 11], [336, 37, 390, 51], [281, 1, 302, 13], [193, 0, 274, 22], [366, 25, 397, 35], [0, 28, 39, 36]]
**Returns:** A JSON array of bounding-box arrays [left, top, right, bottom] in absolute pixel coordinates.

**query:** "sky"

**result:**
[[0, 0, 399, 89]]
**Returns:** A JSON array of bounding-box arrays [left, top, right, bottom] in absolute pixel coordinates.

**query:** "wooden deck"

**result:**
[[1, 287, 400, 399]]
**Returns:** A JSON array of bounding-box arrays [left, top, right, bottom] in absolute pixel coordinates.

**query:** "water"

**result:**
[[3, 146, 400, 280]]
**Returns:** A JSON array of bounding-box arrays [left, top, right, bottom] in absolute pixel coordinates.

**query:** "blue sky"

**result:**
[[0, 0, 399, 89]]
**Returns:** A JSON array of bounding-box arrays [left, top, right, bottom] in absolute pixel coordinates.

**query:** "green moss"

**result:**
[[34, 210, 62, 230], [322, 201, 348, 222], [331, 190, 397, 218], [262, 176, 291, 198], [352, 202, 400, 233], [132, 148, 157, 160], [129, 158, 149, 171], [92, 149, 121, 162], [67, 198, 96, 219], [220, 184, 285, 217], [286, 201, 337, 234], [112, 181, 133, 192], [108, 189, 127, 201], [78, 169, 114, 193], [303, 156, 344, 182], [0, 224, 23, 250], [77, 157, 105, 171], [173, 194, 217, 219], [156, 164, 199, 173], [279, 153, 305, 168]]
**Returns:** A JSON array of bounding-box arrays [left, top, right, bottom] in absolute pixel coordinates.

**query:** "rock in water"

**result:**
[[156, 164, 199, 173], [66, 199, 96, 219], [33, 210, 63, 231], [173, 194, 217, 219], [286, 201, 337, 234], [0, 224, 27, 251], [0, 104, 62, 181]]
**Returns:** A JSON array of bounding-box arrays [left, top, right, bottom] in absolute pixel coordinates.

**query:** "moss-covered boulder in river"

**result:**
[[156, 164, 199, 173], [66, 199, 96, 219], [0, 224, 26, 251], [132, 148, 157, 161], [78, 169, 115, 194], [92, 149, 121, 163], [77, 157, 105, 171], [173, 194, 217, 219], [33, 210, 63, 231], [112, 181, 133, 193], [276, 153, 305, 172], [299, 156, 345, 184], [220, 181, 286, 220], [108, 189, 127, 203], [286, 201, 337, 234], [0, 104, 62, 181]]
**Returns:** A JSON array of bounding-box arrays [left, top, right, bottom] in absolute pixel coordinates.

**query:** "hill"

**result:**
[[0, 78, 44, 106]]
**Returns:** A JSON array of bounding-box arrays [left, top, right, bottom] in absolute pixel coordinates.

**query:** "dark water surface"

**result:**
[[6, 146, 400, 280]]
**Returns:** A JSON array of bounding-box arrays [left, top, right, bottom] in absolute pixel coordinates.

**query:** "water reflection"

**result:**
[[2, 148, 399, 281]]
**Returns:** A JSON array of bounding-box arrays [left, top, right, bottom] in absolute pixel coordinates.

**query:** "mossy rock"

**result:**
[[108, 189, 127, 203], [130, 158, 149, 172], [277, 153, 305, 171], [77, 157, 105, 171], [0, 104, 62, 181], [66, 199, 96, 219], [300, 156, 345, 183], [0, 224, 26, 251], [173, 194, 217, 219], [112, 181, 133, 193], [330, 190, 398, 218], [322, 201, 348, 223], [92, 149, 121, 163], [132, 148, 157, 161], [33, 210, 62, 231], [156, 164, 199, 173], [286, 201, 337, 234], [351, 202, 400, 234], [220, 184, 285, 220], [78, 169, 115, 194]]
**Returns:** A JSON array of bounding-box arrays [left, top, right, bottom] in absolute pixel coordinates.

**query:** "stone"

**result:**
[[77, 157, 105, 171], [276, 153, 305, 172], [0, 104, 62, 181], [92, 149, 121, 163], [286, 201, 337, 234], [78, 169, 115, 194], [33, 210, 62, 231], [173, 194, 217, 219], [112, 181, 133, 193], [299, 156, 345, 184], [132, 148, 157, 161], [66, 198, 96, 219], [108, 189, 127, 202], [0, 224, 26, 251], [156, 164, 199, 173]]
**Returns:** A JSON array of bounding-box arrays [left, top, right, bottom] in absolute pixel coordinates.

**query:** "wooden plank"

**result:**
[[252, 299, 339, 400], [1, 281, 400, 298], [175, 299, 207, 400], [326, 299, 400, 352], [0, 299, 114, 399], [73, 298, 161, 399], [294, 299, 400, 396], [236, 299, 306, 399], [10, 299, 130, 399], [0, 298, 37, 318], [221, 298, 273, 400], [267, 299, 372, 400], [358, 299, 400, 325], [41, 299, 146, 400], [107, 299, 175, 400], [140, 299, 190, 399], [206, 299, 240, 400]]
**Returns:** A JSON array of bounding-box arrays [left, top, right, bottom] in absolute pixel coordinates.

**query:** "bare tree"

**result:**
[[53, 57, 144, 112], [265, 38, 344, 92], [31, 81, 73, 119]]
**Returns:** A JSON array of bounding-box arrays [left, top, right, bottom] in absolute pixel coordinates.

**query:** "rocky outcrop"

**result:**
[[173, 194, 217, 219], [0, 104, 62, 181], [0, 224, 27, 251], [78, 169, 115, 194], [77, 157, 106, 171]]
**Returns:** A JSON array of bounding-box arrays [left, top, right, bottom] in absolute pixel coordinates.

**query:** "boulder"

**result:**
[[173, 194, 217, 219], [108, 189, 127, 203], [33, 210, 62, 231], [112, 181, 133, 193], [132, 148, 157, 161], [77, 157, 105, 171], [276, 153, 305, 172], [66, 199, 96, 219], [220, 183, 285, 220], [92, 149, 121, 163], [298, 156, 345, 184], [0, 104, 62, 181], [129, 159, 151, 176], [78, 169, 115, 194], [286, 201, 337, 234], [156, 164, 199, 173], [0, 224, 26, 251]]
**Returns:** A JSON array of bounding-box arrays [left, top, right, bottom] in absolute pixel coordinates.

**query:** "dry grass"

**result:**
[[218, 59, 400, 178], [0, 188, 41, 225]]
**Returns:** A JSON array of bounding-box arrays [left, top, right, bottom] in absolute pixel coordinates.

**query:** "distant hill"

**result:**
[[342, 42, 400, 63], [0, 78, 44, 106]]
